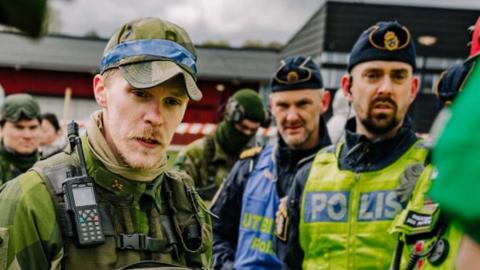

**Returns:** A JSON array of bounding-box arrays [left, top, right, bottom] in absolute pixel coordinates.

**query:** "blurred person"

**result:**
[[175, 88, 267, 201], [428, 16, 480, 270], [0, 93, 41, 184], [0, 0, 48, 37], [0, 17, 212, 269], [39, 112, 67, 158], [327, 88, 355, 143], [211, 55, 331, 270], [283, 21, 431, 269]]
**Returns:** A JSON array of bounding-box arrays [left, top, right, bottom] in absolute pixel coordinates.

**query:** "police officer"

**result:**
[[284, 21, 430, 269], [0, 93, 41, 184], [0, 17, 211, 269], [211, 55, 331, 270], [175, 88, 266, 201]]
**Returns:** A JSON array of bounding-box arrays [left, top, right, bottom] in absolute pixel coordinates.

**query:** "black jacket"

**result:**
[[210, 120, 331, 270], [285, 118, 419, 270]]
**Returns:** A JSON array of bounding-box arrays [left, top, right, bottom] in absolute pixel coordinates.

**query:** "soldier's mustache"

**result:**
[[127, 127, 160, 141]]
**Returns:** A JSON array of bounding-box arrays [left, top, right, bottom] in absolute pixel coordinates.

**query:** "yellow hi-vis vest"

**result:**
[[300, 141, 429, 270], [389, 165, 463, 270]]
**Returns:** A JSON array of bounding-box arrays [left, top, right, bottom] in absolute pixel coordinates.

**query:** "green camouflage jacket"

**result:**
[[0, 142, 38, 185], [174, 136, 236, 201], [0, 136, 212, 270]]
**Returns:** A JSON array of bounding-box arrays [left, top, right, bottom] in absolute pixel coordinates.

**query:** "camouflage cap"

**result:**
[[100, 17, 202, 101], [1, 94, 41, 122]]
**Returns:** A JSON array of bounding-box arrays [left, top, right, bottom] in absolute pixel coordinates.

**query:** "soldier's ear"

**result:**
[[93, 74, 107, 108]]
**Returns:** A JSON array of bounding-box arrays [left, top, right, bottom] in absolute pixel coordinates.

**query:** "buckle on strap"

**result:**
[[117, 233, 147, 250], [117, 233, 170, 252]]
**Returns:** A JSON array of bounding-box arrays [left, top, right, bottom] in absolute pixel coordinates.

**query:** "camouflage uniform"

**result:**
[[0, 17, 212, 270], [175, 135, 235, 201], [0, 134, 212, 270], [0, 94, 41, 184], [0, 143, 38, 185], [175, 89, 266, 201]]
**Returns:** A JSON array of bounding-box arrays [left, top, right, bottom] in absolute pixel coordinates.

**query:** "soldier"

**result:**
[[0, 17, 212, 269], [211, 55, 332, 270], [283, 21, 430, 269], [0, 93, 41, 184], [175, 88, 267, 201]]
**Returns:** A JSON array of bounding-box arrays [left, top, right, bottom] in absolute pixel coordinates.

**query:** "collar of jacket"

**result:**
[[276, 117, 332, 169], [340, 117, 418, 172], [81, 135, 158, 201], [0, 140, 38, 172]]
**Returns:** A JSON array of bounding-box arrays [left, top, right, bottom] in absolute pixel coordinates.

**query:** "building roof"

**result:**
[[0, 32, 278, 81], [281, 0, 480, 59]]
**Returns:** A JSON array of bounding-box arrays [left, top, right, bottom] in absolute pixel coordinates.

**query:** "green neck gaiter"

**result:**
[[0, 141, 38, 173], [215, 121, 253, 157]]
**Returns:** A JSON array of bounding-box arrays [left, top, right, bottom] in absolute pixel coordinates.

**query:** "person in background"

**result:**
[[327, 89, 355, 143], [211, 55, 331, 270], [175, 88, 267, 201], [0, 93, 41, 184], [39, 112, 67, 158]]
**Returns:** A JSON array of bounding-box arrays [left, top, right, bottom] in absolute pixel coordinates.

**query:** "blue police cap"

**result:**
[[348, 21, 416, 72], [270, 56, 324, 92], [435, 61, 473, 105]]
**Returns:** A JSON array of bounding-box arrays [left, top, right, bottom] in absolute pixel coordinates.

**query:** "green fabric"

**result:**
[[299, 141, 429, 270], [174, 135, 236, 201], [0, 132, 212, 269], [232, 88, 265, 123], [389, 165, 463, 269], [216, 121, 252, 157], [0, 141, 38, 184], [0, 0, 48, 37], [430, 56, 480, 244], [0, 94, 40, 122]]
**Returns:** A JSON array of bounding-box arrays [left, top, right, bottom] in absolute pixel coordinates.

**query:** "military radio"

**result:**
[[63, 121, 105, 246]]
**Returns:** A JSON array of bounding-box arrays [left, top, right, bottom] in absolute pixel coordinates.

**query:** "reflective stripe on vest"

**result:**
[[234, 145, 283, 269], [300, 141, 429, 270]]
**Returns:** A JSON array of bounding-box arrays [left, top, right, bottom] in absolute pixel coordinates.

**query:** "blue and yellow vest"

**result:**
[[300, 141, 429, 269], [234, 144, 283, 269]]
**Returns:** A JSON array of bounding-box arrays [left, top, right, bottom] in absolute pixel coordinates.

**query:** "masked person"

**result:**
[[0, 93, 41, 184], [211, 55, 331, 270], [0, 17, 212, 270], [283, 21, 431, 270], [175, 88, 266, 201]]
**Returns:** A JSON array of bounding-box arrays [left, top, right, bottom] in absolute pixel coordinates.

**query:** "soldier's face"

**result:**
[[94, 71, 188, 169], [269, 89, 330, 150], [1, 119, 41, 154], [343, 61, 418, 138]]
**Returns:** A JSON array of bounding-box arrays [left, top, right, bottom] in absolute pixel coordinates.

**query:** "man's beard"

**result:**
[[361, 96, 400, 135]]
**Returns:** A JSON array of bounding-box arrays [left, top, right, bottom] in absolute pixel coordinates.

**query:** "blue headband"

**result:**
[[100, 39, 197, 75]]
